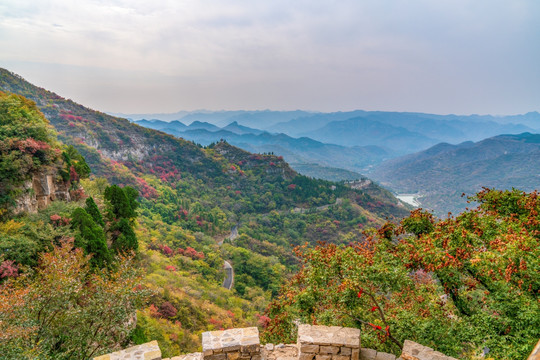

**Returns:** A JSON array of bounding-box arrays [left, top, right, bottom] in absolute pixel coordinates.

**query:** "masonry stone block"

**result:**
[[202, 327, 260, 360], [93, 340, 162, 360], [320, 346, 340, 355], [351, 348, 360, 360], [315, 355, 333, 360], [301, 344, 320, 353], [400, 340, 457, 360], [207, 354, 226, 360], [359, 348, 376, 360], [374, 352, 395, 360], [333, 355, 350, 360], [340, 347, 352, 356], [299, 354, 315, 360]]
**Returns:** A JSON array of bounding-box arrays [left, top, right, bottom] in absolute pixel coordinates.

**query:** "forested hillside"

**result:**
[[371, 133, 540, 215], [265, 189, 540, 359], [0, 68, 408, 358]]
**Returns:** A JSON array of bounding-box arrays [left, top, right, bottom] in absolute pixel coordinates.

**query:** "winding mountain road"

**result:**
[[222, 260, 234, 290], [220, 225, 238, 290]]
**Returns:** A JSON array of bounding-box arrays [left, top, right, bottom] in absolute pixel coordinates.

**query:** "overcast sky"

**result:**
[[0, 0, 539, 115]]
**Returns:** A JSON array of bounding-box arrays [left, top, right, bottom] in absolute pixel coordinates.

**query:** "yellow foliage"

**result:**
[[0, 219, 24, 235]]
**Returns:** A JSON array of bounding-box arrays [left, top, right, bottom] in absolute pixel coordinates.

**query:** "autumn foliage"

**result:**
[[0, 239, 150, 360], [264, 189, 540, 360]]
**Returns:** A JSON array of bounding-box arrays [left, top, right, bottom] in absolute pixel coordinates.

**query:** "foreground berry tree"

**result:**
[[0, 239, 150, 359], [264, 188, 539, 359]]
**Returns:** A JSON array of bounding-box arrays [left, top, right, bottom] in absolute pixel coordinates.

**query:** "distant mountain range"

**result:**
[[370, 132, 540, 215], [133, 119, 391, 179], [125, 109, 540, 156], [116, 110, 314, 128], [131, 112, 540, 213]]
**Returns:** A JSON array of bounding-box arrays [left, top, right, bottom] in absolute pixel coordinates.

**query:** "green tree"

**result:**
[[104, 185, 137, 220], [265, 188, 540, 359], [71, 207, 110, 268], [111, 217, 138, 254], [85, 196, 105, 227], [0, 240, 150, 360]]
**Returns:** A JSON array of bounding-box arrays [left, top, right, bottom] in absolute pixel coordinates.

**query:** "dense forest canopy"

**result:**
[[264, 188, 540, 359]]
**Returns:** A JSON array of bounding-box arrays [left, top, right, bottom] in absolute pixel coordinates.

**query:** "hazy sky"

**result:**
[[0, 0, 539, 115]]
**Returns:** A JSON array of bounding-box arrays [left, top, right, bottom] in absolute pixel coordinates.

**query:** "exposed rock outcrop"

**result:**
[[13, 167, 70, 214]]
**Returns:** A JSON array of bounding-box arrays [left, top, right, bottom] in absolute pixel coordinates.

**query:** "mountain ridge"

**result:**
[[371, 132, 540, 215]]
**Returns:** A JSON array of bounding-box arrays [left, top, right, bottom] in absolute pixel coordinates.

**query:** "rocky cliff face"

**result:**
[[14, 166, 71, 214]]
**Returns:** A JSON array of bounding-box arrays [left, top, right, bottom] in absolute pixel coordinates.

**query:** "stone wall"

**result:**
[[93, 340, 161, 360], [202, 327, 261, 360], [400, 341, 457, 360], [297, 324, 360, 360], [97, 325, 526, 360]]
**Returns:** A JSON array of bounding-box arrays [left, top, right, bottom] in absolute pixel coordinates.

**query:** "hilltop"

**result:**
[[371, 132, 540, 215]]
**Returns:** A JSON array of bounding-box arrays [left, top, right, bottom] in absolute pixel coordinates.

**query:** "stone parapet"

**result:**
[[202, 327, 261, 360], [297, 325, 361, 360], [400, 340, 457, 360], [358, 348, 397, 360], [93, 340, 161, 360], [164, 352, 203, 360]]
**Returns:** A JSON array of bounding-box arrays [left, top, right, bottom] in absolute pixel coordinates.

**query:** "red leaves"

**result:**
[[357, 289, 363, 298], [368, 323, 382, 330], [0, 260, 19, 278], [370, 306, 378, 312]]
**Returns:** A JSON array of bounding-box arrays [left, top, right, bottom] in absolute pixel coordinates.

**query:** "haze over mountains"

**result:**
[[126, 109, 540, 215], [127, 109, 539, 156]]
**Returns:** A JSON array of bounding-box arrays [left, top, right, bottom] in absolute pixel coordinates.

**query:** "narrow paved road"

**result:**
[[228, 225, 238, 241], [222, 260, 234, 290], [219, 225, 237, 290]]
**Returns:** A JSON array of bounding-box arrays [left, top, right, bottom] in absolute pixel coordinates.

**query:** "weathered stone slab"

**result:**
[[301, 344, 320, 353], [320, 346, 340, 355], [298, 325, 360, 348], [359, 348, 376, 360], [164, 353, 203, 360], [400, 340, 457, 360], [206, 354, 226, 360], [315, 355, 333, 360], [202, 327, 260, 360], [93, 340, 162, 360], [374, 352, 395, 360]]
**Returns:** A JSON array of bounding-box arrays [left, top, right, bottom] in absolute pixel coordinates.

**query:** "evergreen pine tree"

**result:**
[[85, 196, 105, 227], [71, 207, 111, 268], [111, 218, 138, 254]]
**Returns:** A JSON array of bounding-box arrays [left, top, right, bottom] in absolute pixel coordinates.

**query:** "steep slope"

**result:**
[[371, 133, 540, 215], [134, 124, 391, 175], [0, 67, 411, 355]]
